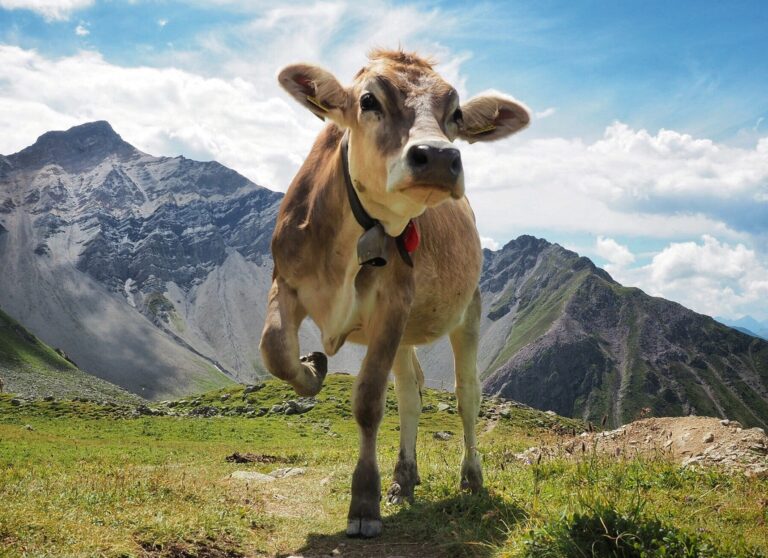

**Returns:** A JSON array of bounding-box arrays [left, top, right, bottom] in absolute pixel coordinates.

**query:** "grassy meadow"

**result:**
[[0, 375, 766, 557]]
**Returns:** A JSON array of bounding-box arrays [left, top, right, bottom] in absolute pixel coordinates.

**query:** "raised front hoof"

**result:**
[[346, 518, 383, 538], [294, 351, 328, 396], [386, 481, 414, 505]]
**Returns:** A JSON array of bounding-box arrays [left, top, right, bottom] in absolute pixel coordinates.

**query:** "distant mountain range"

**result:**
[[715, 316, 768, 340], [2, 122, 767, 427]]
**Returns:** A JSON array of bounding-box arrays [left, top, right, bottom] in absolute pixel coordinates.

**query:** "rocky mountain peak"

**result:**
[[8, 121, 136, 171]]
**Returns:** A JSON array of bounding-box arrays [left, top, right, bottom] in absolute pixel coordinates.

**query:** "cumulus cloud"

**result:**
[[0, 45, 320, 190], [0, 0, 93, 21], [464, 123, 768, 242], [595, 236, 635, 269], [608, 236, 768, 321], [480, 236, 499, 251], [74, 22, 88, 36]]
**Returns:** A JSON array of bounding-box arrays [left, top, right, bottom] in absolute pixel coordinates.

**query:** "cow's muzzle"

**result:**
[[391, 140, 465, 203]]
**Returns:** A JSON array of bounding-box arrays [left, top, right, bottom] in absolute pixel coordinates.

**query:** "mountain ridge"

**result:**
[[2, 121, 767, 428]]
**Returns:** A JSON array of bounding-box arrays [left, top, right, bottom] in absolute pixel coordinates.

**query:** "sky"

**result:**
[[1, 0, 767, 321]]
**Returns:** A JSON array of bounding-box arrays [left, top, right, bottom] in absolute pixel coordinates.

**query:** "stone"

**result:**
[[433, 431, 453, 441], [10, 399, 22, 406], [229, 471, 275, 483], [43, 395, 54, 402], [270, 467, 306, 479], [23, 424, 34, 431], [720, 419, 730, 426], [220, 393, 231, 402], [545, 410, 556, 416], [703, 432, 715, 443], [437, 402, 450, 412], [242, 383, 266, 397]]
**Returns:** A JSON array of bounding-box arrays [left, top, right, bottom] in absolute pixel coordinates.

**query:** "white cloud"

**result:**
[[463, 123, 768, 242], [0, 3, 474, 190], [535, 107, 556, 120], [0, 0, 93, 21], [480, 236, 499, 251], [0, 45, 319, 190], [595, 236, 635, 269], [157, 18, 168, 28], [608, 236, 768, 321], [74, 22, 88, 36]]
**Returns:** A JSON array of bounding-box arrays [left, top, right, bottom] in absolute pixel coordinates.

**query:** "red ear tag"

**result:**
[[402, 220, 420, 253]]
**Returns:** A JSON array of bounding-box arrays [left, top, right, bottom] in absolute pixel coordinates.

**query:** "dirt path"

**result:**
[[515, 416, 768, 477]]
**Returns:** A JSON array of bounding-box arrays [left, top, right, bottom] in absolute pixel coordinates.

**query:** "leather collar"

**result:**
[[340, 134, 415, 267]]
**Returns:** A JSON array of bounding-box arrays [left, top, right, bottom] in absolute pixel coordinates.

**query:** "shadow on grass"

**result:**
[[285, 490, 524, 558]]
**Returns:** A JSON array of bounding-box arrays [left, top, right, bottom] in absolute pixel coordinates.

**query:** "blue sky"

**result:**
[[1, 0, 767, 321]]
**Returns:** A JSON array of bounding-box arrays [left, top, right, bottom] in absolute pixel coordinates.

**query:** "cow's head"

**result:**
[[279, 49, 530, 235]]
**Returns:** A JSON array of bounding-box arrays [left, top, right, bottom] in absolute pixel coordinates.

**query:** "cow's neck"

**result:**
[[342, 135, 413, 238]]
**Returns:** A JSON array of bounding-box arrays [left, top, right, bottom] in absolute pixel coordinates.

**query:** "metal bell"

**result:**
[[357, 222, 389, 266]]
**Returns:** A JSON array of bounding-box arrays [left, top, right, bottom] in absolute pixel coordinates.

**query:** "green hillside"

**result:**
[[1, 375, 765, 557], [0, 307, 142, 404]]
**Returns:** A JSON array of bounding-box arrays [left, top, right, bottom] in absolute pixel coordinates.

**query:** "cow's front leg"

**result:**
[[347, 287, 411, 538], [387, 346, 423, 505], [259, 277, 327, 396], [449, 288, 483, 494]]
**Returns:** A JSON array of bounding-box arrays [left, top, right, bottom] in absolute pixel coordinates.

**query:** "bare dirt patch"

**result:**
[[516, 416, 768, 477]]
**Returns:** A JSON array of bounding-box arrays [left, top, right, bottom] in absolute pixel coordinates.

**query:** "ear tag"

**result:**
[[468, 123, 497, 136], [357, 223, 389, 267], [306, 95, 330, 113]]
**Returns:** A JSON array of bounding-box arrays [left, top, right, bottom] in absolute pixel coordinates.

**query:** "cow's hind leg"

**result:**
[[259, 277, 327, 396], [449, 287, 483, 493], [387, 346, 423, 505]]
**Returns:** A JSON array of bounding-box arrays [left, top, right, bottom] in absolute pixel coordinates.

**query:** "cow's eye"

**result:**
[[452, 108, 463, 125], [360, 93, 381, 112]]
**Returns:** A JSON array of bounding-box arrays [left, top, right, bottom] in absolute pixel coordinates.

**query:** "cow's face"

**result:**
[[279, 50, 530, 235]]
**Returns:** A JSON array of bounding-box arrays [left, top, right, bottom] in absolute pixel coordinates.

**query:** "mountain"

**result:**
[[479, 236, 768, 429], [0, 121, 368, 399], [715, 316, 768, 340], [0, 122, 265, 398], [0, 306, 142, 403], [3, 122, 767, 429]]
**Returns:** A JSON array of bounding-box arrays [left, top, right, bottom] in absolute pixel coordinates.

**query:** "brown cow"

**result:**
[[260, 49, 530, 537]]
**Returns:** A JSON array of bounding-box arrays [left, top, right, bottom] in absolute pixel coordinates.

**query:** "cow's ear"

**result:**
[[457, 92, 530, 143], [278, 64, 350, 125]]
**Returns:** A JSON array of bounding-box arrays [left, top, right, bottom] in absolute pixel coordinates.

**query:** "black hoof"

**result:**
[[300, 352, 327, 380], [296, 352, 327, 396]]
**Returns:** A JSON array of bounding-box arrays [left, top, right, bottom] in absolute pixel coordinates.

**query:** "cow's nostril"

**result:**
[[450, 152, 462, 176], [407, 145, 430, 170]]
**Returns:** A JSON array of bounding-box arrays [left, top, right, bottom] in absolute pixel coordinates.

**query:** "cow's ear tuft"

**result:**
[[278, 64, 349, 125], [457, 92, 530, 143]]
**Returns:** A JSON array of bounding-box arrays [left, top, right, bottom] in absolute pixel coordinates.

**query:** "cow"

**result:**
[[260, 49, 530, 538]]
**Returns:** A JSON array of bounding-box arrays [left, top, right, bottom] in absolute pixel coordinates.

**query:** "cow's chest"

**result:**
[[295, 263, 374, 356]]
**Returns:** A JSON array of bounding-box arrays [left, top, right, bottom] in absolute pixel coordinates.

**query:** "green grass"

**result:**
[[0, 375, 766, 557]]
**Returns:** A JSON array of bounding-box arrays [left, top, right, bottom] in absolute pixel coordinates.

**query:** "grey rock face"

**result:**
[[0, 121, 284, 396]]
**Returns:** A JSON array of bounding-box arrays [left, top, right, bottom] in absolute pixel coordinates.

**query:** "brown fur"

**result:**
[[261, 49, 529, 537]]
